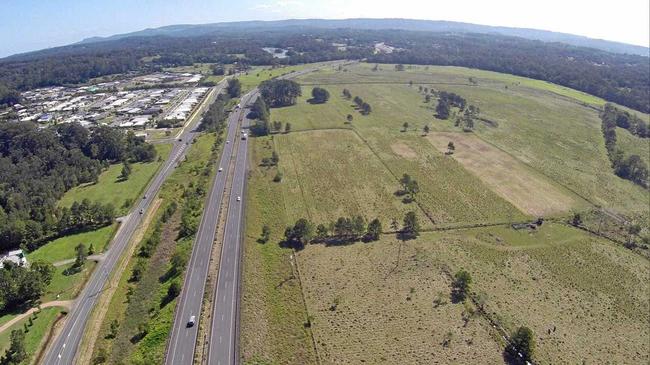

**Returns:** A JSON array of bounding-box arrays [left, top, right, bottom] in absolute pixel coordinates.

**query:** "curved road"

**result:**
[[41, 82, 225, 365]]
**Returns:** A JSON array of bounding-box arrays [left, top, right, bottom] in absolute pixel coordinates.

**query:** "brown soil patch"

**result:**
[[390, 141, 418, 160], [427, 132, 579, 216]]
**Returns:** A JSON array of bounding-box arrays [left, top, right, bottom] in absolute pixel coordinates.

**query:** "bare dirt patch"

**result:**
[[427, 132, 579, 216], [390, 141, 418, 160]]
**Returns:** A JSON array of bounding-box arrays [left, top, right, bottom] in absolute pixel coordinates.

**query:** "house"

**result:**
[[0, 249, 28, 269]]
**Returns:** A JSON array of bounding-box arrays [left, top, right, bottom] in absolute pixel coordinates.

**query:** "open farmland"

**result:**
[[427, 132, 584, 216], [241, 62, 649, 364], [295, 63, 648, 213], [296, 223, 649, 364]]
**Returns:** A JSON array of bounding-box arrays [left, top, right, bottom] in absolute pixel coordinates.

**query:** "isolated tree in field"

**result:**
[[402, 211, 420, 238], [75, 243, 88, 267], [418, 86, 423, 92], [405, 179, 420, 201], [402, 122, 409, 132], [260, 225, 271, 243], [342, 88, 351, 99], [507, 326, 535, 363], [226, 78, 242, 97], [88, 243, 94, 255], [284, 123, 292, 133], [271, 151, 279, 165], [425, 94, 431, 103], [400, 174, 412, 189], [360, 102, 371, 115], [366, 218, 382, 241], [447, 141, 455, 154], [119, 161, 131, 181], [423, 125, 430, 135], [346, 114, 353, 123], [353, 96, 362, 105], [311, 87, 330, 103], [272, 121, 282, 132], [452, 270, 472, 301]]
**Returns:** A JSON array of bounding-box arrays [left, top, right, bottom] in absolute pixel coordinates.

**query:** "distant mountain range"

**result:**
[[78, 18, 649, 56]]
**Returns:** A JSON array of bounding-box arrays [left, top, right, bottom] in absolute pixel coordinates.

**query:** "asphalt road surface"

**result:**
[[41, 82, 224, 365], [164, 90, 257, 365]]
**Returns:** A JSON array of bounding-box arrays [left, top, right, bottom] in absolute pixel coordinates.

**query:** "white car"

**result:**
[[218, 167, 223, 172], [226, 140, 230, 144], [187, 315, 196, 327], [236, 196, 241, 202]]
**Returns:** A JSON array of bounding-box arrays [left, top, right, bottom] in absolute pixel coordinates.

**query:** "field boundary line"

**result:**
[[277, 136, 313, 221], [290, 251, 322, 365]]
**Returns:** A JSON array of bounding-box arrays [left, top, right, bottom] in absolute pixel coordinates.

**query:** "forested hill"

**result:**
[[76, 18, 649, 56], [0, 27, 648, 113]]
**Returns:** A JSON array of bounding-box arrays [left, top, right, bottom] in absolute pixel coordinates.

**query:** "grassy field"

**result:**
[[238, 63, 329, 93], [295, 223, 648, 364], [241, 62, 649, 364], [41, 261, 97, 302], [240, 136, 318, 365], [59, 143, 172, 215], [296, 63, 648, 214], [28, 224, 117, 263], [0, 307, 64, 364]]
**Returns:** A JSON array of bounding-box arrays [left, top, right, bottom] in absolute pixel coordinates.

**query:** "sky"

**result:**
[[1, 0, 648, 57]]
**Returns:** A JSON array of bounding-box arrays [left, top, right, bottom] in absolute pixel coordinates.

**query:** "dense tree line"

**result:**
[[600, 104, 648, 188], [259, 79, 301, 107], [0, 260, 54, 312], [0, 122, 157, 250], [1, 28, 647, 112], [199, 93, 231, 133]]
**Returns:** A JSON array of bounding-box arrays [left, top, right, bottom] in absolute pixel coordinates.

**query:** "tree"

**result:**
[[167, 280, 181, 299], [423, 125, 430, 135], [272, 121, 282, 133], [395, 64, 405, 71], [405, 179, 419, 201], [402, 122, 409, 132], [400, 174, 412, 189], [425, 94, 431, 103], [571, 212, 582, 226], [88, 243, 95, 255], [250, 96, 270, 122], [507, 326, 535, 363], [447, 141, 455, 154], [259, 79, 302, 107], [342, 88, 351, 99], [226, 78, 242, 98], [311, 87, 330, 103], [284, 218, 314, 248], [366, 218, 382, 241], [169, 252, 187, 276], [271, 151, 279, 165], [119, 161, 131, 181], [315, 224, 329, 239], [284, 123, 292, 133], [436, 100, 450, 119], [452, 270, 472, 301], [211, 64, 225, 75], [2, 329, 27, 364], [75, 243, 88, 267], [130, 259, 146, 282], [402, 211, 420, 238], [346, 114, 353, 123], [260, 225, 271, 243], [352, 215, 366, 237]]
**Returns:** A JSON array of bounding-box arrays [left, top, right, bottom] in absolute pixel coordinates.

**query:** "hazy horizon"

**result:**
[[1, 0, 648, 57]]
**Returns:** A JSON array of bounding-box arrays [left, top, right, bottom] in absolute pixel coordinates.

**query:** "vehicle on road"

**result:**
[[139, 209, 144, 214], [218, 167, 223, 172], [187, 315, 196, 327], [236, 196, 241, 202], [241, 133, 248, 140], [226, 140, 230, 144]]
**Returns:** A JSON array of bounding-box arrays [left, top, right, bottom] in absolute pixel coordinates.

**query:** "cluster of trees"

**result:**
[[1, 329, 27, 365], [283, 215, 383, 248], [0, 122, 156, 250], [602, 103, 648, 138], [226, 78, 241, 98], [435, 91, 466, 119], [352, 96, 372, 115], [56, 199, 115, 238], [600, 104, 648, 188], [259, 79, 301, 107], [310, 87, 330, 103], [178, 184, 206, 239], [0, 260, 54, 312]]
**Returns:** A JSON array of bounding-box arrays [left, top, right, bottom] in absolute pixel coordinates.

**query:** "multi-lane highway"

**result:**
[[41, 82, 225, 365], [165, 89, 257, 365], [206, 91, 256, 365]]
